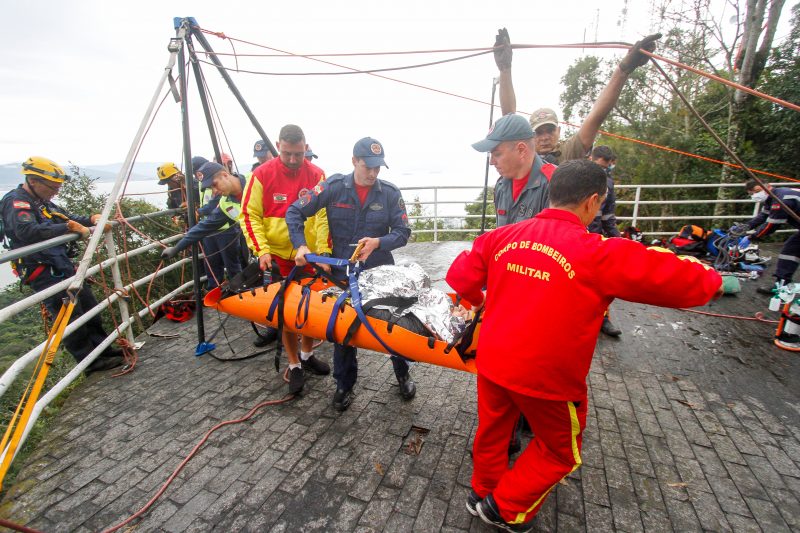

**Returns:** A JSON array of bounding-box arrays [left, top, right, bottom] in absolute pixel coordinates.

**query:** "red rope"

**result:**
[[101, 394, 295, 533], [643, 50, 800, 113], [195, 27, 797, 182], [677, 308, 778, 323]]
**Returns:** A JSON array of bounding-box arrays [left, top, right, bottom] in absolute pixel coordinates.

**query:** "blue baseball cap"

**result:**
[[253, 140, 269, 157], [353, 137, 388, 168], [197, 161, 225, 189], [191, 156, 209, 176], [471, 114, 534, 152], [305, 149, 318, 160]]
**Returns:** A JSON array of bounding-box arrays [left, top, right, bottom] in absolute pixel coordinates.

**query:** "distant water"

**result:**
[[0, 170, 486, 287]]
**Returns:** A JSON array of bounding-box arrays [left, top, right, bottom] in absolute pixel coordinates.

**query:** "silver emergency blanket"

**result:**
[[321, 262, 466, 343]]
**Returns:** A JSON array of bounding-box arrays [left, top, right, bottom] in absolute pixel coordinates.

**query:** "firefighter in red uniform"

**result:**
[[446, 160, 723, 532]]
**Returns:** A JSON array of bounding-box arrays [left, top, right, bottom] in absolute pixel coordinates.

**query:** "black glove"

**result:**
[[494, 28, 512, 71], [619, 33, 661, 74], [161, 246, 180, 260]]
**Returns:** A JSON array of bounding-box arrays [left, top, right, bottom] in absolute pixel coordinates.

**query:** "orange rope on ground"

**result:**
[[677, 308, 778, 323], [101, 394, 295, 533]]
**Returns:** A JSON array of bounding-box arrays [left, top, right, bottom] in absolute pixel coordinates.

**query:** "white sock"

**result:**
[[300, 351, 313, 361], [288, 363, 302, 370]]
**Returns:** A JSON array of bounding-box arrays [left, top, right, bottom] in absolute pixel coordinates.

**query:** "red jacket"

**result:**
[[241, 158, 330, 260], [446, 208, 722, 401]]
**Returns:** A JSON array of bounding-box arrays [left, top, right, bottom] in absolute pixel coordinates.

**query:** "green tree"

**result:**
[[463, 187, 495, 234]]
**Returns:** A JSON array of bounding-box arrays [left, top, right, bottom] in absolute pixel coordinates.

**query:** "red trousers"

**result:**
[[472, 374, 587, 525]]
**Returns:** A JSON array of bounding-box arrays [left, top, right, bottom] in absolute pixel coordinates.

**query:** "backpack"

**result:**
[[668, 224, 710, 257]]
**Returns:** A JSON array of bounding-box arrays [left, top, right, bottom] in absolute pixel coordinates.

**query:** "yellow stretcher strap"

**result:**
[[0, 299, 75, 489]]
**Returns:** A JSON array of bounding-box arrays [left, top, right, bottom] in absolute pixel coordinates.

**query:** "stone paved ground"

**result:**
[[1, 242, 800, 532]]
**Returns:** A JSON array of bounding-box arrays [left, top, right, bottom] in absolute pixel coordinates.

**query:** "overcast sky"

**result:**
[[1, 0, 745, 188]]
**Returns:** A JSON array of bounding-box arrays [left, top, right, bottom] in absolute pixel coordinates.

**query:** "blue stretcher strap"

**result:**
[[296, 285, 312, 329], [347, 269, 401, 357], [326, 291, 350, 342], [304, 253, 351, 268]]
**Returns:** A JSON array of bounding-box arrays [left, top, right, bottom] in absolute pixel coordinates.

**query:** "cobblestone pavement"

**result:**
[[1, 242, 799, 532]]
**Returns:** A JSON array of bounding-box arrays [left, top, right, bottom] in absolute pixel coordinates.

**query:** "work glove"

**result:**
[[494, 28, 512, 70], [161, 246, 180, 260], [619, 33, 661, 74], [66, 220, 90, 240], [90, 214, 113, 233]]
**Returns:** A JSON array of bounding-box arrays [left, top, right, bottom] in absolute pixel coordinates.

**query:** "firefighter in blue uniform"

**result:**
[[0, 157, 124, 373], [743, 180, 800, 294], [286, 137, 415, 411], [161, 162, 246, 281]]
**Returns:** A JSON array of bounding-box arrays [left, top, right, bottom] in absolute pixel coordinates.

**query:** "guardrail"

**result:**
[[0, 208, 190, 465], [398, 182, 780, 242]]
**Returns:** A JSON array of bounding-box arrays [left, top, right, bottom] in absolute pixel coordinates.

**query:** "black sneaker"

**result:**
[[302, 354, 330, 375], [475, 494, 532, 533], [333, 388, 353, 412], [600, 317, 622, 337], [288, 367, 304, 395], [466, 489, 481, 517], [86, 355, 125, 375], [397, 374, 416, 400], [253, 327, 278, 347]]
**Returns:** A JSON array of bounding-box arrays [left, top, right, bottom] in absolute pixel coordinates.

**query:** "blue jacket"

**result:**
[[1, 185, 93, 275], [588, 175, 620, 237], [286, 172, 411, 269], [174, 176, 245, 252], [747, 187, 800, 238]]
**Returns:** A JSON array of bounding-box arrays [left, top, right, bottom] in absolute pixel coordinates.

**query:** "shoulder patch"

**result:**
[[12, 200, 31, 210], [16, 211, 33, 223]]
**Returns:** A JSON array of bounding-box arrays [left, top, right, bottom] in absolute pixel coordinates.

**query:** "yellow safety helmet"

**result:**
[[157, 162, 181, 182], [21, 156, 67, 183]]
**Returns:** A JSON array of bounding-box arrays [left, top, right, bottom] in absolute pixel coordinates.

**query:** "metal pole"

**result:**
[[67, 29, 185, 295], [632, 186, 641, 228], [480, 77, 500, 234], [103, 231, 135, 346], [433, 188, 439, 243], [189, 25, 278, 157], [177, 20, 206, 346], [186, 37, 223, 164]]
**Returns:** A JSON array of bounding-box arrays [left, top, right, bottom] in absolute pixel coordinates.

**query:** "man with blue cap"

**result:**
[[286, 137, 415, 411], [472, 114, 557, 228], [251, 139, 273, 172], [161, 161, 244, 289]]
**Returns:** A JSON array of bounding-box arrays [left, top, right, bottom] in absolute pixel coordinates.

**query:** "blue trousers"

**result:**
[[333, 343, 409, 392], [775, 231, 800, 282], [201, 226, 243, 289], [30, 267, 111, 363]]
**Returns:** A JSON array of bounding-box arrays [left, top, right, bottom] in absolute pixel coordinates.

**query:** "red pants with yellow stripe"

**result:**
[[472, 374, 587, 525]]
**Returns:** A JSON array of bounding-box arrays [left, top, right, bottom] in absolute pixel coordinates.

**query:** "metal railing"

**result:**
[[0, 209, 189, 464], [398, 182, 780, 242]]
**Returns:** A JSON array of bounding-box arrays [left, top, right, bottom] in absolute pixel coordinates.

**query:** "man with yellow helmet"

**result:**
[[0, 157, 124, 373], [156, 162, 199, 210]]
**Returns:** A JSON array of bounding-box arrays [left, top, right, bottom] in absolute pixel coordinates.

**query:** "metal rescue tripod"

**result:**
[[172, 16, 281, 355]]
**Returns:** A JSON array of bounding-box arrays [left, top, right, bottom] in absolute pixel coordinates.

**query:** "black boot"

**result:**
[[253, 327, 278, 347], [601, 317, 622, 337], [397, 374, 416, 400], [333, 388, 353, 411]]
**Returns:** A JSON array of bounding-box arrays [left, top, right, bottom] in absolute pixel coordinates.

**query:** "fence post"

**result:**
[[433, 188, 439, 243], [103, 231, 136, 346], [632, 186, 642, 228]]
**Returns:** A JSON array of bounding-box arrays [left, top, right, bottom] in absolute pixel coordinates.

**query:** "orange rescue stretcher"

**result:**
[[203, 254, 479, 374]]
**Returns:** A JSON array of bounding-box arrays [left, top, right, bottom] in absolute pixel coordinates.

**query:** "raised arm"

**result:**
[[576, 34, 661, 150], [494, 28, 516, 116]]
